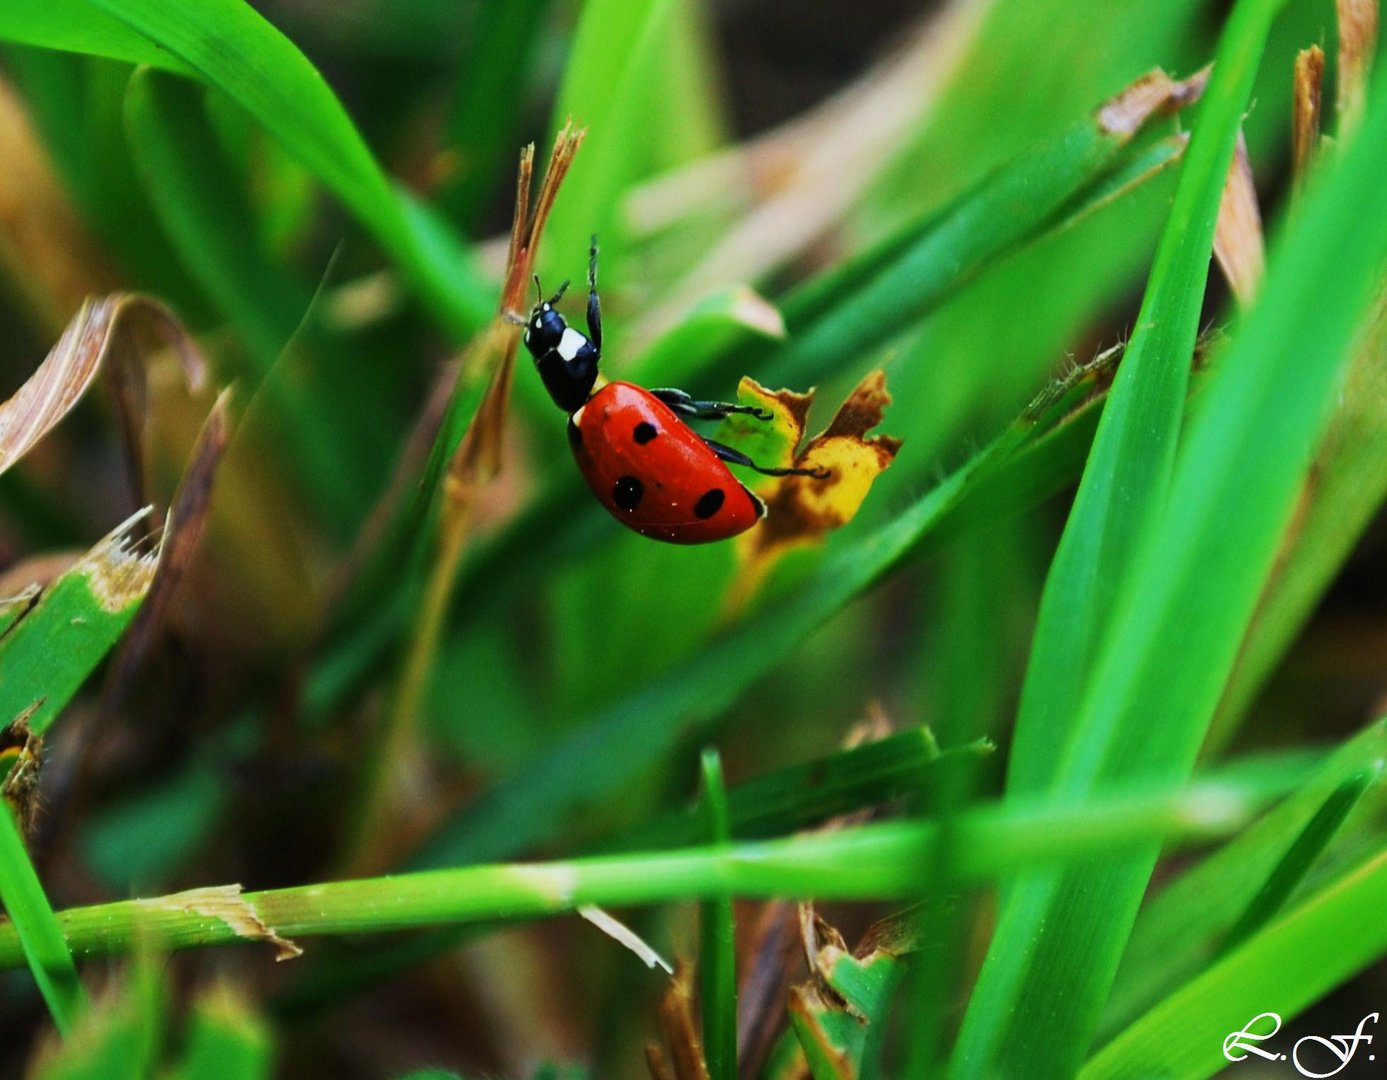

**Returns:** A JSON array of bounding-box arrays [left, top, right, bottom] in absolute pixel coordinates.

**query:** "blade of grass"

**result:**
[[340, 129, 586, 874], [953, 11, 1387, 1074], [1100, 718, 1387, 1036], [951, 0, 1286, 1068], [1081, 841, 1387, 1080], [173, 985, 272, 1080], [0, 508, 161, 738], [1006, 47, 1267, 803], [789, 921, 907, 1080], [0, 766, 1311, 967], [0, 50, 214, 325], [0, 0, 491, 338], [32, 948, 163, 1080], [438, 0, 554, 228], [622, 730, 991, 851], [1219, 768, 1375, 951], [0, 295, 203, 477], [755, 70, 1205, 390], [0, 587, 39, 639], [698, 751, 735, 1080], [0, 804, 85, 1032], [0, 0, 195, 74], [541, 0, 720, 284]]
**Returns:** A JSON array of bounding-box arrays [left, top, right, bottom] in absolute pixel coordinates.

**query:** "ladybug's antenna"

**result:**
[[547, 279, 571, 306], [532, 274, 543, 306]]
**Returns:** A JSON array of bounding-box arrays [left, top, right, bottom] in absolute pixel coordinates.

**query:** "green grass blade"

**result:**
[[172, 985, 272, 1080], [438, 0, 554, 228], [0, 804, 85, 1032], [32, 949, 163, 1080], [123, 71, 309, 367], [1, 0, 491, 338], [1101, 720, 1387, 1036], [0, 509, 160, 737], [622, 729, 990, 851], [1082, 844, 1387, 1080], [1219, 769, 1376, 952], [0, 0, 194, 74], [0, 49, 215, 321], [542, 0, 721, 281], [1006, 7, 1277, 801], [760, 89, 1190, 389], [698, 750, 736, 1080], [953, 12, 1387, 1075], [790, 945, 906, 1080]]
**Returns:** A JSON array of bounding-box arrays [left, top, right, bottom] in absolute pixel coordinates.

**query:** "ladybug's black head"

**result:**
[[524, 276, 599, 414], [524, 291, 567, 356]]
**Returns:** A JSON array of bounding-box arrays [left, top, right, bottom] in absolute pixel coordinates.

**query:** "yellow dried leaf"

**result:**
[[732, 370, 900, 602]]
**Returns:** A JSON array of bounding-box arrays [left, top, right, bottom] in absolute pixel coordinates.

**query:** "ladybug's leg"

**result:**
[[702, 437, 830, 479], [586, 235, 602, 353], [651, 388, 773, 423]]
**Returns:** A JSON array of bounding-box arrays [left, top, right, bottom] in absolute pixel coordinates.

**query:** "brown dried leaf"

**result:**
[[1292, 46, 1325, 190], [344, 127, 586, 878], [0, 294, 205, 478], [652, 961, 711, 1080], [738, 898, 803, 1077], [645, 1043, 678, 1080], [447, 123, 586, 505], [0, 716, 43, 838], [1096, 65, 1210, 138], [136, 884, 301, 961], [1212, 132, 1264, 306], [1336, 0, 1378, 140]]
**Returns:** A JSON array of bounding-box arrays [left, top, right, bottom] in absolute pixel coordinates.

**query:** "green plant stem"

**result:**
[[699, 750, 736, 1080], [0, 771, 1304, 969], [342, 507, 469, 873]]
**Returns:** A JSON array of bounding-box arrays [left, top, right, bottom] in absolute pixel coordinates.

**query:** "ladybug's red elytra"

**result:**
[[523, 239, 824, 544]]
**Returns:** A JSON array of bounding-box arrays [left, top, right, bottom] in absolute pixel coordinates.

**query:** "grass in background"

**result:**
[[0, 0, 1384, 1077]]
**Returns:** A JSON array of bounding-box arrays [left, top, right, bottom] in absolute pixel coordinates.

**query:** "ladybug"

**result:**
[[523, 239, 824, 544]]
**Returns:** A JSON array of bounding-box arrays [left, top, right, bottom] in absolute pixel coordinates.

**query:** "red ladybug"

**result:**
[[523, 240, 823, 544]]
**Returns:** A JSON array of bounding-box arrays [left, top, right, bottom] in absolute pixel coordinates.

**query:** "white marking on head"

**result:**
[[557, 326, 587, 362], [572, 405, 586, 426]]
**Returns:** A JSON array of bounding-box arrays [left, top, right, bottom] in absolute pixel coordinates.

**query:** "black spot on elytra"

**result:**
[[694, 488, 725, 519], [633, 421, 658, 444], [613, 475, 644, 511]]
